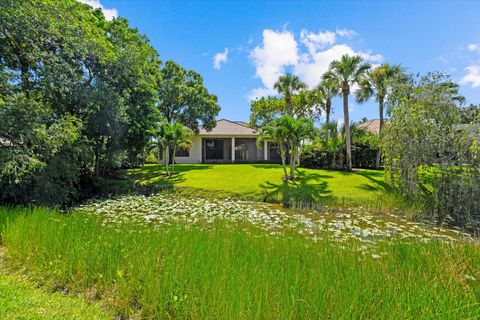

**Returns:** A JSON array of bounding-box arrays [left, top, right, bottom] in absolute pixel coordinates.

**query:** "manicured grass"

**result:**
[[2, 207, 480, 319], [115, 164, 389, 205]]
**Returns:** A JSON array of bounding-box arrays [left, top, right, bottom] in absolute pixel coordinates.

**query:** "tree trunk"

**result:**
[[325, 98, 331, 142], [289, 143, 296, 180], [171, 147, 176, 174], [286, 94, 292, 116], [375, 96, 384, 169], [164, 147, 170, 175], [343, 88, 352, 171], [279, 144, 288, 180]]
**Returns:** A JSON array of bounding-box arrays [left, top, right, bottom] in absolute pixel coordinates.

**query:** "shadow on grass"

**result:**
[[259, 169, 333, 208], [355, 169, 391, 192], [99, 164, 214, 196]]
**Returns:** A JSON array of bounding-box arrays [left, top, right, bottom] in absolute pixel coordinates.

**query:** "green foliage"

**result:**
[[383, 72, 480, 229], [156, 122, 194, 175], [2, 207, 480, 319], [0, 0, 218, 205], [301, 121, 379, 170], [258, 115, 314, 180], [158, 60, 220, 132], [323, 54, 371, 170]]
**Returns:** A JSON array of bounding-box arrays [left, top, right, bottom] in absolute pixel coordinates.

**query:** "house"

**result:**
[[174, 119, 280, 164], [357, 119, 388, 134]]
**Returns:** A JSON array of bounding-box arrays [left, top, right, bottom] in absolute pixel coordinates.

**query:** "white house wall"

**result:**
[[174, 136, 203, 164]]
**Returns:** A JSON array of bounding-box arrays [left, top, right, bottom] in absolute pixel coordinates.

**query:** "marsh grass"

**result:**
[[1, 207, 480, 319]]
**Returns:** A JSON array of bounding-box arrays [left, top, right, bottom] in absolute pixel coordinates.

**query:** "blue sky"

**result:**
[[85, 0, 480, 123]]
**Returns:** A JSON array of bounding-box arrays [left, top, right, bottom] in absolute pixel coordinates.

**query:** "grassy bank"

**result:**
[[1, 207, 479, 319], [105, 164, 390, 206]]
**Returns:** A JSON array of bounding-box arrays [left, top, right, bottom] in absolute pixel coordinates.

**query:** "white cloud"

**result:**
[[76, 0, 118, 21], [248, 28, 381, 100], [300, 30, 336, 54], [467, 43, 480, 52], [213, 48, 229, 70], [250, 29, 298, 91], [336, 28, 357, 38], [461, 65, 480, 88]]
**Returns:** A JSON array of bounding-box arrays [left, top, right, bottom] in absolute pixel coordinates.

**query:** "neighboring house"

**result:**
[[357, 119, 388, 134], [173, 119, 280, 164]]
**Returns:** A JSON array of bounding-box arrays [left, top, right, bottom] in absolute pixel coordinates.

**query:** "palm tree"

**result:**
[[355, 64, 403, 168], [323, 54, 371, 171], [315, 78, 340, 126], [259, 115, 314, 181], [258, 119, 290, 180], [274, 73, 307, 116], [158, 122, 193, 176]]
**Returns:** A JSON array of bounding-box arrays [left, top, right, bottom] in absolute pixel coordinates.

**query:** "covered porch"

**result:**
[[201, 137, 279, 164]]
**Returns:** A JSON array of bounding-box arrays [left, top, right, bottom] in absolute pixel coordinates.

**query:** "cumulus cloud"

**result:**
[[300, 30, 336, 54], [248, 28, 381, 100], [336, 28, 357, 38], [250, 29, 299, 93], [76, 0, 118, 21], [213, 48, 229, 70], [461, 65, 480, 88]]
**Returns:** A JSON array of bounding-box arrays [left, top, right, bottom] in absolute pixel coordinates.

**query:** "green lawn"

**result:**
[[0, 265, 110, 320], [116, 164, 389, 205]]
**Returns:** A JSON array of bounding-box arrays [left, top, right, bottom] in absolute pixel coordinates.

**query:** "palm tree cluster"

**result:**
[[314, 55, 404, 170]]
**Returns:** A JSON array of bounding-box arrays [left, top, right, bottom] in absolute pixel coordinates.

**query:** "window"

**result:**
[[175, 147, 190, 157]]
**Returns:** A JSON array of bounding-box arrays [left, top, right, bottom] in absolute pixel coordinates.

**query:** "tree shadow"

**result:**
[[103, 164, 213, 196], [259, 169, 333, 207], [354, 169, 392, 192]]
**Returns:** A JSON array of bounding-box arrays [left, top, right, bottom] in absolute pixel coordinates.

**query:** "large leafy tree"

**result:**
[[0, 0, 162, 204], [323, 54, 371, 171], [355, 64, 404, 168], [158, 60, 220, 131], [382, 72, 478, 225], [273, 74, 307, 116], [249, 91, 320, 129]]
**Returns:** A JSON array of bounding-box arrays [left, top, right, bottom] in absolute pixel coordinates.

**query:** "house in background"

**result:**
[[174, 119, 280, 164]]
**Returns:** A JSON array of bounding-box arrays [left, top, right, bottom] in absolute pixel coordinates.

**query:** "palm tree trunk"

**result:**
[[325, 99, 331, 142], [325, 99, 331, 125], [376, 97, 384, 169], [280, 144, 288, 180], [164, 147, 170, 175], [289, 143, 296, 180], [286, 94, 292, 116], [343, 89, 352, 171]]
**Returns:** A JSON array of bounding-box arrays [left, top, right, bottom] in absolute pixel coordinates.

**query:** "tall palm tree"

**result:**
[[315, 78, 340, 126], [355, 64, 404, 168], [323, 54, 371, 171], [274, 73, 307, 116]]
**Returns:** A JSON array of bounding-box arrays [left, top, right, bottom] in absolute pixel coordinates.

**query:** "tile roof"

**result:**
[[198, 119, 258, 136], [357, 119, 385, 134]]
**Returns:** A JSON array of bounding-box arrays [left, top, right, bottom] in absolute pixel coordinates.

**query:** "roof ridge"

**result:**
[[219, 119, 250, 128]]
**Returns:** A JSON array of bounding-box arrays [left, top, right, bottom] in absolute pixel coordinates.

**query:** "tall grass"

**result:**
[[1, 207, 480, 319]]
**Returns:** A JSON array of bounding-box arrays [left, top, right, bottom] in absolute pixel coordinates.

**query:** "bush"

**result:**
[[301, 143, 378, 170]]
